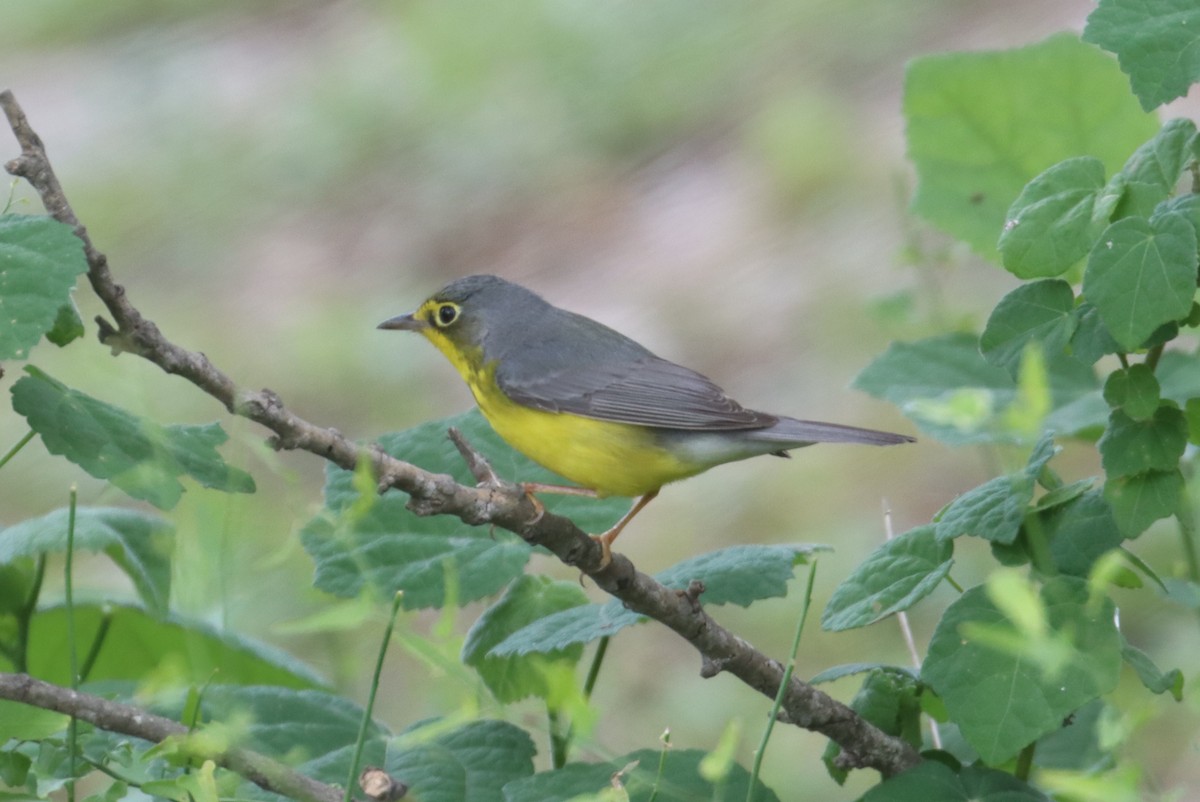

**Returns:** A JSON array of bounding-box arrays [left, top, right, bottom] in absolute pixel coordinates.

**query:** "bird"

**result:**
[[379, 274, 912, 565]]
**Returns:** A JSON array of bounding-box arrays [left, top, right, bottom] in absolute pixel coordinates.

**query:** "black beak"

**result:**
[[377, 312, 426, 331]]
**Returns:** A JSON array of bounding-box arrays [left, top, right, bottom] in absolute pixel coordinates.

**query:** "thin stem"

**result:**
[[548, 709, 568, 769], [65, 485, 79, 802], [747, 560, 818, 801], [344, 592, 404, 802], [14, 554, 46, 674], [944, 573, 965, 594], [582, 636, 609, 700], [0, 430, 35, 471], [77, 609, 114, 684], [1176, 491, 1200, 584]]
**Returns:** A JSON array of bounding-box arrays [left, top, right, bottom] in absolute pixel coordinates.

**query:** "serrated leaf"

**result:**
[[493, 545, 815, 655], [0, 215, 88, 360], [999, 157, 1108, 278], [1111, 119, 1198, 218], [922, 577, 1120, 764], [980, 280, 1077, 376], [822, 526, 951, 631], [905, 33, 1157, 260], [1103, 364, 1161, 420], [463, 575, 587, 704], [300, 409, 628, 609], [861, 762, 1050, 802], [1103, 469, 1183, 538], [1036, 490, 1124, 577], [854, 333, 1103, 445], [934, 474, 1034, 545], [502, 748, 779, 802], [1121, 640, 1183, 700], [10, 367, 255, 510], [0, 507, 173, 613], [15, 603, 324, 689], [1084, 1, 1200, 111], [1098, 406, 1188, 477], [1082, 213, 1197, 351]]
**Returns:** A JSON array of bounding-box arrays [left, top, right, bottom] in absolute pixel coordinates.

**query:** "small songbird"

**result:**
[[380, 275, 912, 564]]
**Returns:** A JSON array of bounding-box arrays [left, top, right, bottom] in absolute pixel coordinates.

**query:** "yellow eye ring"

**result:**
[[434, 303, 460, 327]]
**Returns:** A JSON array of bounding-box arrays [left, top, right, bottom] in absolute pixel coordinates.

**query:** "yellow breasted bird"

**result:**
[[379, 275, 912, 564]]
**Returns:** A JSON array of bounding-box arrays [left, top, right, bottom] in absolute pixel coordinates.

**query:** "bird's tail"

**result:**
[[756, 416, 915, 447]]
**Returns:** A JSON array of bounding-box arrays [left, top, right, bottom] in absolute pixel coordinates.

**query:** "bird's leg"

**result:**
[[593, 489, 659, 567], [519, 482, 599, 525]]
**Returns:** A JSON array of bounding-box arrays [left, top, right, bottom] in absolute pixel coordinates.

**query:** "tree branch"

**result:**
[[0, 673, 343, 802], [1, 89, 921, 778]]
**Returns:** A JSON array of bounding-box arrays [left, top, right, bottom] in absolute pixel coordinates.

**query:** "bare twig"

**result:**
[[0, 673, 343, 802], [0, 89, 921, 778]]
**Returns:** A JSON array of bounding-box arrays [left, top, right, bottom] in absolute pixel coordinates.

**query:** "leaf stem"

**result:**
[[747, 560, 818, 801], [14, 554, 46, 674], [1144, 343, 1164, 373], [548, 709, 568, 769], [0, 430, 35, 471], [344, 591, 403, 802], [65, 485, 79, 802]]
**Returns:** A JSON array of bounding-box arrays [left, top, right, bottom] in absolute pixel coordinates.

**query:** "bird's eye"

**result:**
[[435, 303, 459, 327]]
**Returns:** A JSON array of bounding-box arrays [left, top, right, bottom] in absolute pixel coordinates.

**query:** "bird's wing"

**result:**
[[493, 317, 774, 431]]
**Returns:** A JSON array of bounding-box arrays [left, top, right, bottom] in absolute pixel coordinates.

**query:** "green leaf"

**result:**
[[15, 603, 325, 689], [1121, 640, 1183, 700], [905, 33, 1157, 260], [998, 158, 1109, 278], [1036, 490, 1124, 577], [934, 474, 1034, 546], [822, 526, 951, 631], [1070, 303, 1123, 364], [463, 575, 587, 704], [10, 367, 255, 510], [1111, 119, 1198, 217], [195, 685, 388, 760], [861, 762, 1050, 802], [503, 748, 780, 802], [1154, 192, 1200, 242], [1187, 398, 1200, 445], [980, 280, 1077, 376], [300, 409, 628, 609], [493, 545, 815, 655], [1159, 351, 1200, 406], [934, 432, 1056, 546], [808, 663, 918, 685], [922, 577, 1121, 764], [1084, 1, 1200, 111], [854, 333, 1103, 445], [823, 669, 921, 781], [1103, 469, 1183, 537], [1082, 213, 1197, 351], [1103, 364, 1161, 420], [44, 300, 84, 347], [0, 507, 173, 614], [0, 215, 89, 360], [1098, 406, 1188, 477]]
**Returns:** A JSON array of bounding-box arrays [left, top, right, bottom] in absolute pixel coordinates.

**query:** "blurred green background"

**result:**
[[5, 1, 1196, 799]]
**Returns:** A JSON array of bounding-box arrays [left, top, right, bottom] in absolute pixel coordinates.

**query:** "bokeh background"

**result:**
[[4, 1, 1196, 799]]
